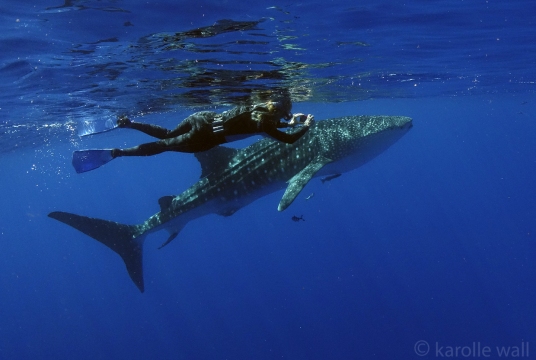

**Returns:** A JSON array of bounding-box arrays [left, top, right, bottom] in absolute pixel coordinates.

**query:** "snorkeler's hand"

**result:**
[[303, 114, 314, 127], [288, 113, 307, 126]]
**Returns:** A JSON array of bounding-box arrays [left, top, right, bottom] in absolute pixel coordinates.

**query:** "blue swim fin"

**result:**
[[78, 118, 118, 137], [72, 150, 114, 173]]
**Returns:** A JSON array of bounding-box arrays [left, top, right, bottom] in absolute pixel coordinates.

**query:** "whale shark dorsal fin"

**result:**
[[194, 146, 240, 178], [158, 195, 174, 211], [278, 155, 333, 211]]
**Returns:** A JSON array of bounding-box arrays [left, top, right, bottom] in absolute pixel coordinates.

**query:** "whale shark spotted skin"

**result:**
[[49, 115, 412, 292]]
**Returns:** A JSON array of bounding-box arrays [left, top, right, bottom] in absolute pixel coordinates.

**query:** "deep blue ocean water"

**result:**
[[1, 1, 535, 359]]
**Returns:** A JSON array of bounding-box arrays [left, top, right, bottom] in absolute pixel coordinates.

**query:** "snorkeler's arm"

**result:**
[[264, 123, 311, 144], [266, 114, 314, 143]]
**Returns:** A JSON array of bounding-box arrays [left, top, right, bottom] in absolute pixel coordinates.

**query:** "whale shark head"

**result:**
[[310, 115, 412, 174]]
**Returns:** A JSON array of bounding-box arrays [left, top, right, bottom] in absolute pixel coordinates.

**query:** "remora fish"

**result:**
[[49, 115, 412, 292], [321, 173, 342, 183]]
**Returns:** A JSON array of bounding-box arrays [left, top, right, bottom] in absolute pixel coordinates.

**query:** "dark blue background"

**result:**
[[2, 96, 534, 359]]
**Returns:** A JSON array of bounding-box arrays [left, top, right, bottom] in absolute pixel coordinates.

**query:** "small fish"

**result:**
[[321, 173, 341, 184], [292, 215, 305, 222], [305, 193, 314, 200]]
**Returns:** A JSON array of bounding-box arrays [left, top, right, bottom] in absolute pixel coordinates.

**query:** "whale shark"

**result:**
[[49, 115, 412, 292]]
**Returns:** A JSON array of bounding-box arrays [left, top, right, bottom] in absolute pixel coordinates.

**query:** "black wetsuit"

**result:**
[[113, 105, 310, 157]]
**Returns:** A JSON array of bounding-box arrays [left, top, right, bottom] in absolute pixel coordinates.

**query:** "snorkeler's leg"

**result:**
[[162, 131, 219, 153], [165, 111, 218, 138], [111, 131, 206, 157], [112, 139, 172, 157], [117, 116, 191, 139], [113, 115, 223, 157], [120, 112, 217, 139], [125, 122, 178, 139], [161, 119, 193, 138]]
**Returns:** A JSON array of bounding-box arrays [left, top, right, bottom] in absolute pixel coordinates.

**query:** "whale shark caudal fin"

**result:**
[[72, 150, 115, 174], [48, 211, 146, 293], [278, 155, 333, 211]]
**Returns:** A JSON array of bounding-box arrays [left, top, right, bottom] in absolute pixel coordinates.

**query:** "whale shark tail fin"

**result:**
[[48, 211, 146, 293], [72, 150, 115, 173]]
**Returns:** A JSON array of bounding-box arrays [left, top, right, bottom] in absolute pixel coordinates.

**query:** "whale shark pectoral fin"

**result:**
[[278, 155, 332, 211]]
